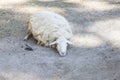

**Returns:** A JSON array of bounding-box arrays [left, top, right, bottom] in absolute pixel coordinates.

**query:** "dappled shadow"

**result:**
[[109, 1, 120, 5], [27, 0, 80, 8], [18, 0, 120, 35], [63, 7, 120, 35], [65, 8, 120, 25], [103, 0, 120, 5]]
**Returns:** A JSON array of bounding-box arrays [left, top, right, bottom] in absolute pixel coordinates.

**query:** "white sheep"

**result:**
[[24, 11, 73, 56]]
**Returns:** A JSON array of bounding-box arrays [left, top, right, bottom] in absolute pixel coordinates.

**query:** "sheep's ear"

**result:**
[[49, 41, 58, 45], [67, 40, 72, 45]]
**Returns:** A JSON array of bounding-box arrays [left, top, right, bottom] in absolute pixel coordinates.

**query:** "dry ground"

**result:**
[[0, 0, 120, 80]]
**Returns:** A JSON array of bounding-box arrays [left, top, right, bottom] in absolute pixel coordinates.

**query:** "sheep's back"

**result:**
[[30, 11, 72, 43]]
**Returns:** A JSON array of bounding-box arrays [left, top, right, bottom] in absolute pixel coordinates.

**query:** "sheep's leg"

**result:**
[[44, 40, 49, 47], [51, 45, 56, 48], [37, 41, 44, 45], [45, 43, 49, 47], [36, 35, 45, 46], [24, 32, 31, 41], [37, 41, 41, 45], [49, 44, 56, 48], [24, 20, 31, 41], [39, 41, 45, 46]]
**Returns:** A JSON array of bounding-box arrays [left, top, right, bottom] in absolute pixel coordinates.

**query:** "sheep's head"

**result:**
[[50, 37, 72, 57]]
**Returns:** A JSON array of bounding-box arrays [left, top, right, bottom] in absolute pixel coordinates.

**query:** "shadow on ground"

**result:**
[[27, 0, 80, 8]]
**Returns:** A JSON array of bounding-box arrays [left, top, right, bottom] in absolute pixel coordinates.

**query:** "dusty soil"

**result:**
[[0, 0, 120, 80]]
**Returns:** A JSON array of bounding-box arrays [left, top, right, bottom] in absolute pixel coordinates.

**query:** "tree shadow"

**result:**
[[17, 0, 120, 35], [27, 0, 80, 8], [64, 8, 120, 35], [109, 1, 120, 5], [103, 0, 120, 5], [65, 8, 120, 25]]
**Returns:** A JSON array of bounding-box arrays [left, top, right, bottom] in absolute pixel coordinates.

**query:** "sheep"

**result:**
[[24, 11, 73, 56]]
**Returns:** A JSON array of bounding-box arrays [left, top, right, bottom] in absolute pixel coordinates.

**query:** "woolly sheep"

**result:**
[[24, 11, 73, 56]]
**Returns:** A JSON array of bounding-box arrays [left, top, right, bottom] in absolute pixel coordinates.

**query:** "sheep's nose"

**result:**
[[59, 52, 66, 57]]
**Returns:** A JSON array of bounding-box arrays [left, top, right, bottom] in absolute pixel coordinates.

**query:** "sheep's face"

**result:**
[[56, 41, 67, 56], [50, 37, 72, 57]]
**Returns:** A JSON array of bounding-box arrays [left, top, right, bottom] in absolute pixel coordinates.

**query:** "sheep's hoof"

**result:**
[[24, 33, 31, 41], [45, 44, 49, 47], [37, 41, 42, 45], [51, 45, 56, 48], [24, 35, 28, 41], [40, 42, 45, 46], [37, 41, 40, 45], [45, 42, 49, 47], [24, 38, 27, 41]]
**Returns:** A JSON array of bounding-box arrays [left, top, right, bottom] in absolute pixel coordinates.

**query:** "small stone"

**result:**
[[24, 44, 33, 51], [25, 47, 33, 51]]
